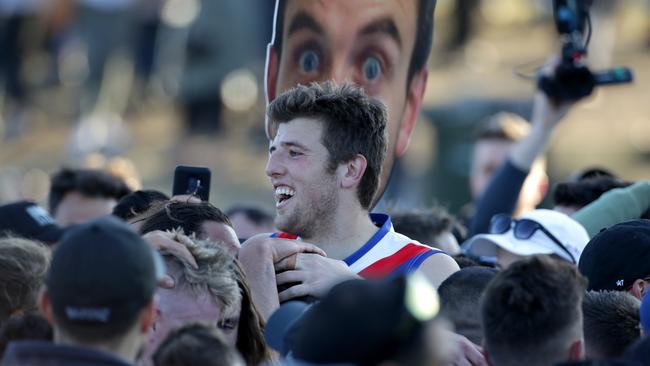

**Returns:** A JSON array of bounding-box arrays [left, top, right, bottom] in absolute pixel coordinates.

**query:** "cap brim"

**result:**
[[34, 224, 66, 244], [465, 233, 556, 259], [265, 301, 311, 355]]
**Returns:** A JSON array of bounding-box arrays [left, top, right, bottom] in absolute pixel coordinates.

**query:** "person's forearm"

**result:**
[[238, 244, 280, 322], [573, 181, 650, 238], [469, 159, 528, 236], [511, 88, 571, 170], [509, 123, 553, 171]]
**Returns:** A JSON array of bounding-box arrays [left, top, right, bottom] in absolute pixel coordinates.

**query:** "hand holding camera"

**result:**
[[538, 0, 633, 104]]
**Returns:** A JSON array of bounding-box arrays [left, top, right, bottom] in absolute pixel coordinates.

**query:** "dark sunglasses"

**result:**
[[489, 213, 576, 264]]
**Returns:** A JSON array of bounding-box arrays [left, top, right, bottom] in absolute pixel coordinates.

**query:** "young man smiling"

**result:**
[[239, 82, 458, 317]]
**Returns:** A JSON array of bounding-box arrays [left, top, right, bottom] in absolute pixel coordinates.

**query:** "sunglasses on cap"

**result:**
[[489, 213, 576, 264]]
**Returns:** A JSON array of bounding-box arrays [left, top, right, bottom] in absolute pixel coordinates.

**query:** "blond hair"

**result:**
[[161, 232, 241, 318], [0, 236, 51, 322]]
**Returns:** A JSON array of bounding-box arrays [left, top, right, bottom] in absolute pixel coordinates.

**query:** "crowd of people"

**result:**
[[1, 0, 650, 366]]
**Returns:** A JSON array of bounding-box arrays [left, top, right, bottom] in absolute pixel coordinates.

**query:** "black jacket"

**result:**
[[1, 340, 135, 366]]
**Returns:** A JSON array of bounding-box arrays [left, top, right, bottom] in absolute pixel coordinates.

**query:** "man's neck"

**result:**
[[54, 328, 139, 364], [303, 206, 379, 261]]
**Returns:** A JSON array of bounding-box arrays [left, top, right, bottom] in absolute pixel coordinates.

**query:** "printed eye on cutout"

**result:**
[[362, 56, 382, 82], [299, 50, 320, 73]]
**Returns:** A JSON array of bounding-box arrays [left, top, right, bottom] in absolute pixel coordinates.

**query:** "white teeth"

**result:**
[[274, 186, 295, 198]]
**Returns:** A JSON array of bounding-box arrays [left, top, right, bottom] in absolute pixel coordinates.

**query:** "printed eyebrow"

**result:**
[[359, 17, 402, 49], [287, 11, 324, 37]]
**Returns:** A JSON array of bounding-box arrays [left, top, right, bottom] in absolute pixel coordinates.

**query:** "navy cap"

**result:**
[[264, 301, 311, 355], [46, 216, 164, 328], [0, 201, 65, 243], [285, 275, 439, 365], [579, 220, 650, 291]]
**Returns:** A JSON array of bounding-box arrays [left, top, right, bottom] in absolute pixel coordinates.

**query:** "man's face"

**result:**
[[496, 247, 524, 270], [470, 139, 547, 210], [53, 191, 117, 227], [266, 118, 339, 238], [267, 0, 425, 203], [470, 139, 514, 200], [229, 212, 275, 241], [199, 221, 241, 256], [142, 263, 241, 365]]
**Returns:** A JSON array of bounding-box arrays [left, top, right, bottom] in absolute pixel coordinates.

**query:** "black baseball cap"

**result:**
[[0, 200, 65, 243], [46, 216, 164, 328], [579, 220, 650, 291], [285, 275, 440, 365]]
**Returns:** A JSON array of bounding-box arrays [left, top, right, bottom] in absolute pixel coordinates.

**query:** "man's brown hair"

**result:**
[[481, 255, 588, 366], [0, 237, 50, 324], [583, 290, 641, 359], [138, 201, 233, 237], [268, 81, 387, 209]]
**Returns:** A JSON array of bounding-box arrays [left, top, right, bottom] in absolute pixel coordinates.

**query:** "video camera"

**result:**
[[538, 0, 633, 102]]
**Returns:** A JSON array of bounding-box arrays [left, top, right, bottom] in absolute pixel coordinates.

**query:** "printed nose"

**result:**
[[327, 59, 355, 85]]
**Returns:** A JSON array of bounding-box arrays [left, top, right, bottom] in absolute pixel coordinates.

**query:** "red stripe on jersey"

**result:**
[[358, 243, 431, 279], [274, 232, 299, 240]]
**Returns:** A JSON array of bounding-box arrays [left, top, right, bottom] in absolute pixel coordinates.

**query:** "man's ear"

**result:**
[[568, 339, 584, 361], [629, 279, 648, 300], [340, 154, 368, 190], [140, 297, 158, 335], [265, 45, 280, 139], [38, 288, 55, 324], [396, 68, 428, 157]]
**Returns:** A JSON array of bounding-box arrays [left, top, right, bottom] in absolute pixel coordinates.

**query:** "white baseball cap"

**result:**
[[464, 209, 589, 263]]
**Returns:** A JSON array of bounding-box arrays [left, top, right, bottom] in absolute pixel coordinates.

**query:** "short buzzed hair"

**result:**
[[583, 290, 641, 359], [268, 81, 387, 209], [481, 256, 588, 366], [438, 267, 497, 345]]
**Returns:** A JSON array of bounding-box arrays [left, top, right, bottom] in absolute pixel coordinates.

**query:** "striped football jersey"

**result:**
[[271, 213, 446, 278]]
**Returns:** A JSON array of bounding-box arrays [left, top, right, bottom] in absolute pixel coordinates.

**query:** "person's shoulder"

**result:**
[[416, 251, 460, 288], [1, 340, 135, 366], [389, 229, 445, 253]]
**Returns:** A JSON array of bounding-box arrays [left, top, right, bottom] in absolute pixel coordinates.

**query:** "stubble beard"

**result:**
[[275, 175, 339, 240]]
